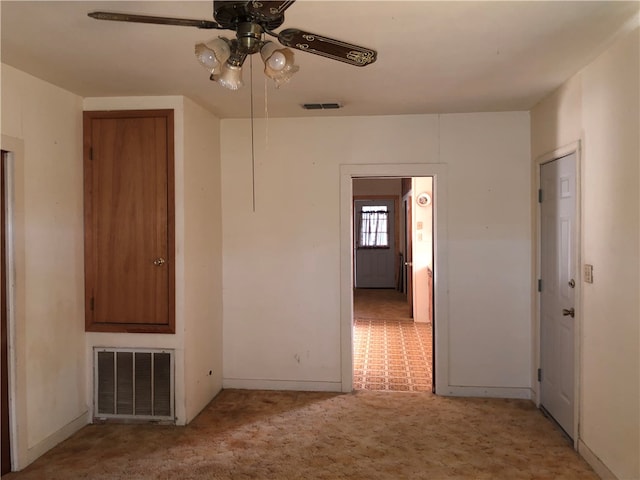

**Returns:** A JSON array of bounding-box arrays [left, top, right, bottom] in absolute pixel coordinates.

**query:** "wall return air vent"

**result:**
[[94, 348, 174, 422]]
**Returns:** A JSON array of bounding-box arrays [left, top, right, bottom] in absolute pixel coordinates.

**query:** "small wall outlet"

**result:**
[[584, 264, 593, 284]]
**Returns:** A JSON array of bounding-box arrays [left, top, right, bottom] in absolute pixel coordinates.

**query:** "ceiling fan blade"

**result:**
[[277, 28, 377, 67], [88, 12, 222, 30], [249, 1, 296, 18]]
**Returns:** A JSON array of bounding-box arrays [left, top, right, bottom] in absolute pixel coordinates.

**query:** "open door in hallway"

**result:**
[[404, 192, 413, 317]]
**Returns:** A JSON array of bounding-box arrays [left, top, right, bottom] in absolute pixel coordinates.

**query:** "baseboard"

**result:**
[[223, 378, 342, 392], [578, 439, 618, 480], [26, 410, 89, 466], [439, 385, 533, 399]]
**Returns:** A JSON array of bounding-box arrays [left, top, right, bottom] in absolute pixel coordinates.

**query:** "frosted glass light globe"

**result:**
[[260, 42, 299, 87], [195, 44, 218, 70], [216, 64, 244, 90], [266, 51, 287, 71], [194, 38, 231, 75]]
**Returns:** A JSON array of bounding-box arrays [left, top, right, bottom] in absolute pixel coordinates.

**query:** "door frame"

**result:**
[[403, 194, 413, 317], [340, 163, 448, 394], [1, 149, 9, 475], [535, 141, 582, 448], [0, 136, 28, 470]]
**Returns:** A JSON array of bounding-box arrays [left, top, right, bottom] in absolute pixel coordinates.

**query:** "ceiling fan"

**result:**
[[89, 0, 378, 90]]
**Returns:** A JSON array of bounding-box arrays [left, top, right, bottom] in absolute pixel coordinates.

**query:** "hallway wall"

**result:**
[[1, 65, 86, 468], [530, 24, 639, 480], [221, 112, 531, 395]]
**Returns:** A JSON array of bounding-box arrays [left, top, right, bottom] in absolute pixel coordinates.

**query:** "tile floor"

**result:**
[[353, 289, 432, 392]]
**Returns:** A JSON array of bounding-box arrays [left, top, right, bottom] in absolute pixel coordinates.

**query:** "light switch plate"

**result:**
[[584, 264, 593, 283]]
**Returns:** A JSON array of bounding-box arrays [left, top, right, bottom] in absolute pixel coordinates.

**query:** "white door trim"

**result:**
[[534, 141, 582, 448], [1, 135, 28, 470], [339, 163, 449, 394]]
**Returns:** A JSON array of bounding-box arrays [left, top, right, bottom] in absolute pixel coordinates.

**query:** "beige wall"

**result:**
[[1, 65, 86, 468], [182, 97, 223, 422], [412, 177, 433, 323], [441, 113, 532, 391], [531, 25, 639, 480], [0, 73, 225, 471], [221, 112, 532, 396], [83, 96, 223, 426]]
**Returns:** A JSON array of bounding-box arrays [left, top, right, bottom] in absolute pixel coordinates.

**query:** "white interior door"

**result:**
[[540, 153, 576, 437], [354, 199, 395, 288]]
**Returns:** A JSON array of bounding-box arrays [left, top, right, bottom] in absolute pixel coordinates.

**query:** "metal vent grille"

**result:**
[[302, 103, 342, 110], [94, 348, 174, 421]]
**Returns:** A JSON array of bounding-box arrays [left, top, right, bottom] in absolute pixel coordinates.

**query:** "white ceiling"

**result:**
[[2, 1, 638, 119]]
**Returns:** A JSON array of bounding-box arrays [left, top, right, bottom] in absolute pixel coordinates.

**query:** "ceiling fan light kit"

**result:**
[[89, 0, 377, 91]]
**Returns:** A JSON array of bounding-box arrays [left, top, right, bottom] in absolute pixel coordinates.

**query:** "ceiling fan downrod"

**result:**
[[236, 21, 264, 55]]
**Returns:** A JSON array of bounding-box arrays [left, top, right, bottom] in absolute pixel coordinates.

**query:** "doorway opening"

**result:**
[[352, 177, 434, 392]]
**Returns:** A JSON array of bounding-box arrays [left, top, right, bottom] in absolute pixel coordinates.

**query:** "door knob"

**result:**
[[405, 262, 413, 267], [562, 308, 575, 318], [153, 257, 166, 266]]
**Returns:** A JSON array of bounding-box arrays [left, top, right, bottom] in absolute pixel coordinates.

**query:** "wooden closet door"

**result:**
[[84, 110, 175, 333]]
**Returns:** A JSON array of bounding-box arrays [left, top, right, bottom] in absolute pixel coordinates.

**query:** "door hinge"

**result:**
[[538, 279, 543, 292], [90, 297, 95, 311], [538, 189, 543, 203], [89, 147, 94, 160], [537, 368, 542, 382]]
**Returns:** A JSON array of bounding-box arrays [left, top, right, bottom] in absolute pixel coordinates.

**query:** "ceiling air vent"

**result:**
[[302, 103, 342, 110]]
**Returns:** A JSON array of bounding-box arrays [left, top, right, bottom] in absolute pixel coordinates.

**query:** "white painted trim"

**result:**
[[26, 411, 89, 465], [339, 163, 449, 395], [440, 386, 533, 400], [578, 439, 618, 480], [535, 142, 581, 166], [222, 378, 342, 392], [534, 140, 582, 449], [1, 135, 28, 471]]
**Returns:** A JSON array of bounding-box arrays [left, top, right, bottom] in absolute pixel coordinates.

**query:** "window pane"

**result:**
[[359, 206, 389, 247]]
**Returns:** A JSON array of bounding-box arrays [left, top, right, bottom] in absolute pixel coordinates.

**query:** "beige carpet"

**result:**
[[5, 389, 598, 479]]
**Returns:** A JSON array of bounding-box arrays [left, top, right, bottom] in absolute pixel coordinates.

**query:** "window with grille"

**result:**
[[358, 206, 389, 248]]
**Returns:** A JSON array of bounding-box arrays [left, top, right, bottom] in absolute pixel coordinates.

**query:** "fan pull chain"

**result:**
[[264, 74, 269, 150], [250, 55, 256, 212]]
